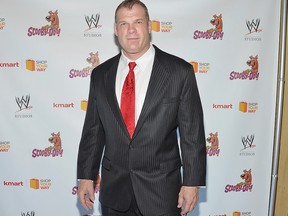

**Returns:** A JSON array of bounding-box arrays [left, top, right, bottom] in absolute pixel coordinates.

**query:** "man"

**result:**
[[77, 0, 206, 215]]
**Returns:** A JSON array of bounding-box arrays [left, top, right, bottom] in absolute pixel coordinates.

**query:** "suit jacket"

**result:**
[[77, 45, 206, 216]]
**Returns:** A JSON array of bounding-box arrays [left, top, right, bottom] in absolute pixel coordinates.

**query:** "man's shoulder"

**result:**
[[91, 53, 120, 76], [153, 45, 192, 71], [96, 53, 120, 71]]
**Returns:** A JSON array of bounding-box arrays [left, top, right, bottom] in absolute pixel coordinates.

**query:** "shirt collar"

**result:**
[[120, 44, 155, 72]]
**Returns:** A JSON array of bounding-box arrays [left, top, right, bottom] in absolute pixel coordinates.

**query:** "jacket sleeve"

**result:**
[[178, 64, 206, 186], [77, 71, 105, 180]]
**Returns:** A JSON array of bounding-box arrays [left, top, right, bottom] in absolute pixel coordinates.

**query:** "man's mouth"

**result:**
[[127, 38, 138, 40]]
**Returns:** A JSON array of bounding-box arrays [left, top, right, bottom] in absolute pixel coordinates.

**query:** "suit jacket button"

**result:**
[[129, 145, 134, 149]]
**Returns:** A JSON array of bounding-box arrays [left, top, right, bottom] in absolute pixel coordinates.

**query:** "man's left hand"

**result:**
[[177, 186, 198, 215]]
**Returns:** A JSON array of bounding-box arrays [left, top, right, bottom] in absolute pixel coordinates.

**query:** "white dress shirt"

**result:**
[[115, 45, 155, 123]]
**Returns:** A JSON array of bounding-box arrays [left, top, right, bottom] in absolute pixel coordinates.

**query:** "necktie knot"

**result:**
[[128, 62, 136, 71]]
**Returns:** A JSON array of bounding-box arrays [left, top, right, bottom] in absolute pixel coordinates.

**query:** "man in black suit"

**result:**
[[77, 0, 206, 215]]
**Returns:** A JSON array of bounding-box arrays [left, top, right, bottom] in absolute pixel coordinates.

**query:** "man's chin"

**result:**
[[123, 47, 140, 55]]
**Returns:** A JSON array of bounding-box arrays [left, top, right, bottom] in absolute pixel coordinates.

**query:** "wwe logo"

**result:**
[[85, 13, 100, 30], [246, 19, 260, 34], [15, 95, 30, 111], [241, 135, 255, 149], [21, 211, 35, 216]]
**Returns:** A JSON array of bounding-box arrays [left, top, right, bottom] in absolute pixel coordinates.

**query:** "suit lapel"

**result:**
[[104, 55, 129, 136], [133, 55, 169, 138]]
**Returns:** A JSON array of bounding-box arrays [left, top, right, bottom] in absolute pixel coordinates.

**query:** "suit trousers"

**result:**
[[101, 197, 182, 216], [101, 194, 143, 216], [100, 178, 181, 216], [101, 176, 143, 216]]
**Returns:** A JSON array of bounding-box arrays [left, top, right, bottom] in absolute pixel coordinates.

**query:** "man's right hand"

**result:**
[[77, 179, 95, 210]]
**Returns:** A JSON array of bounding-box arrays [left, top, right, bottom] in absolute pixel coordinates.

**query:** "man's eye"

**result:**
[[137, 20, 143, 24]]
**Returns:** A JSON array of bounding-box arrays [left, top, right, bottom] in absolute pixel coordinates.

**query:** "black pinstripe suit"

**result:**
[[77, 45, 206, 216]]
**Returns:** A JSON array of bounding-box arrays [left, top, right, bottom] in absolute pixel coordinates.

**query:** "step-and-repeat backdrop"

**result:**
[[0, 0, 281, 215]]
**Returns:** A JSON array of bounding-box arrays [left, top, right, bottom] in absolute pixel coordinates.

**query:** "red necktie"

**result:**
[[121, 62, 136, 138]]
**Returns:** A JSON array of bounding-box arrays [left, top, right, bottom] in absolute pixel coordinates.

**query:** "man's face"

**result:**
[[114, 4, 151, 60]]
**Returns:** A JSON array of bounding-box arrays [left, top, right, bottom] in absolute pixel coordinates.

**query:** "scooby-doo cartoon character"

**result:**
[[240, 169, 252, 185], [246, 55, 258, 73], [48, 132, 62, 150], [42, 10, 59, 30], [210, 14, 223, 32], [87, 52, 100, 69], [206, 132, 219, 150]]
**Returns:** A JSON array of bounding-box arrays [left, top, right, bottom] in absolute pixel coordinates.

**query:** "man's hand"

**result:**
[[77, 179, 95, 210], [177, 186, 198, 215]]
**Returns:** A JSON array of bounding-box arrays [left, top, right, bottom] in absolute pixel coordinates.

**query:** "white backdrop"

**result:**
[[0, 0, 281, 215]]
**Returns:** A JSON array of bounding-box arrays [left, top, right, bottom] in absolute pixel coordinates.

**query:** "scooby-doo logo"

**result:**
[[230, 55, 259, 80], [151, 20, 173, 33], [206, 132, 220, 156], [69, 52, 100, 78], [72, 175, 101, 195], [224, 169, 253, 193], [193, 14, 224, 40], [32, 132, 63, 158], [0, 17, 6, 30], [27, 10, 61, 37]]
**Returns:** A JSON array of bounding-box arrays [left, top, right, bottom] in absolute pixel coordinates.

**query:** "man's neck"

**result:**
[[122, 45, 151, 60]]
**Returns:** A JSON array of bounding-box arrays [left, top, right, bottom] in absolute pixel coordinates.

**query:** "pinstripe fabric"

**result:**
[[77, 45, 206, 216]]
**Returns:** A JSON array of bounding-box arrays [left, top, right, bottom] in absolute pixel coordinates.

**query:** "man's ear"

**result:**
[[114, 23, 118, 37], [148, 20, 152, 33]]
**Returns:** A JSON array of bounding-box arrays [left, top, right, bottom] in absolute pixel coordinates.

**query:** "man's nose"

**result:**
[[128, 24, 136, 33]]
